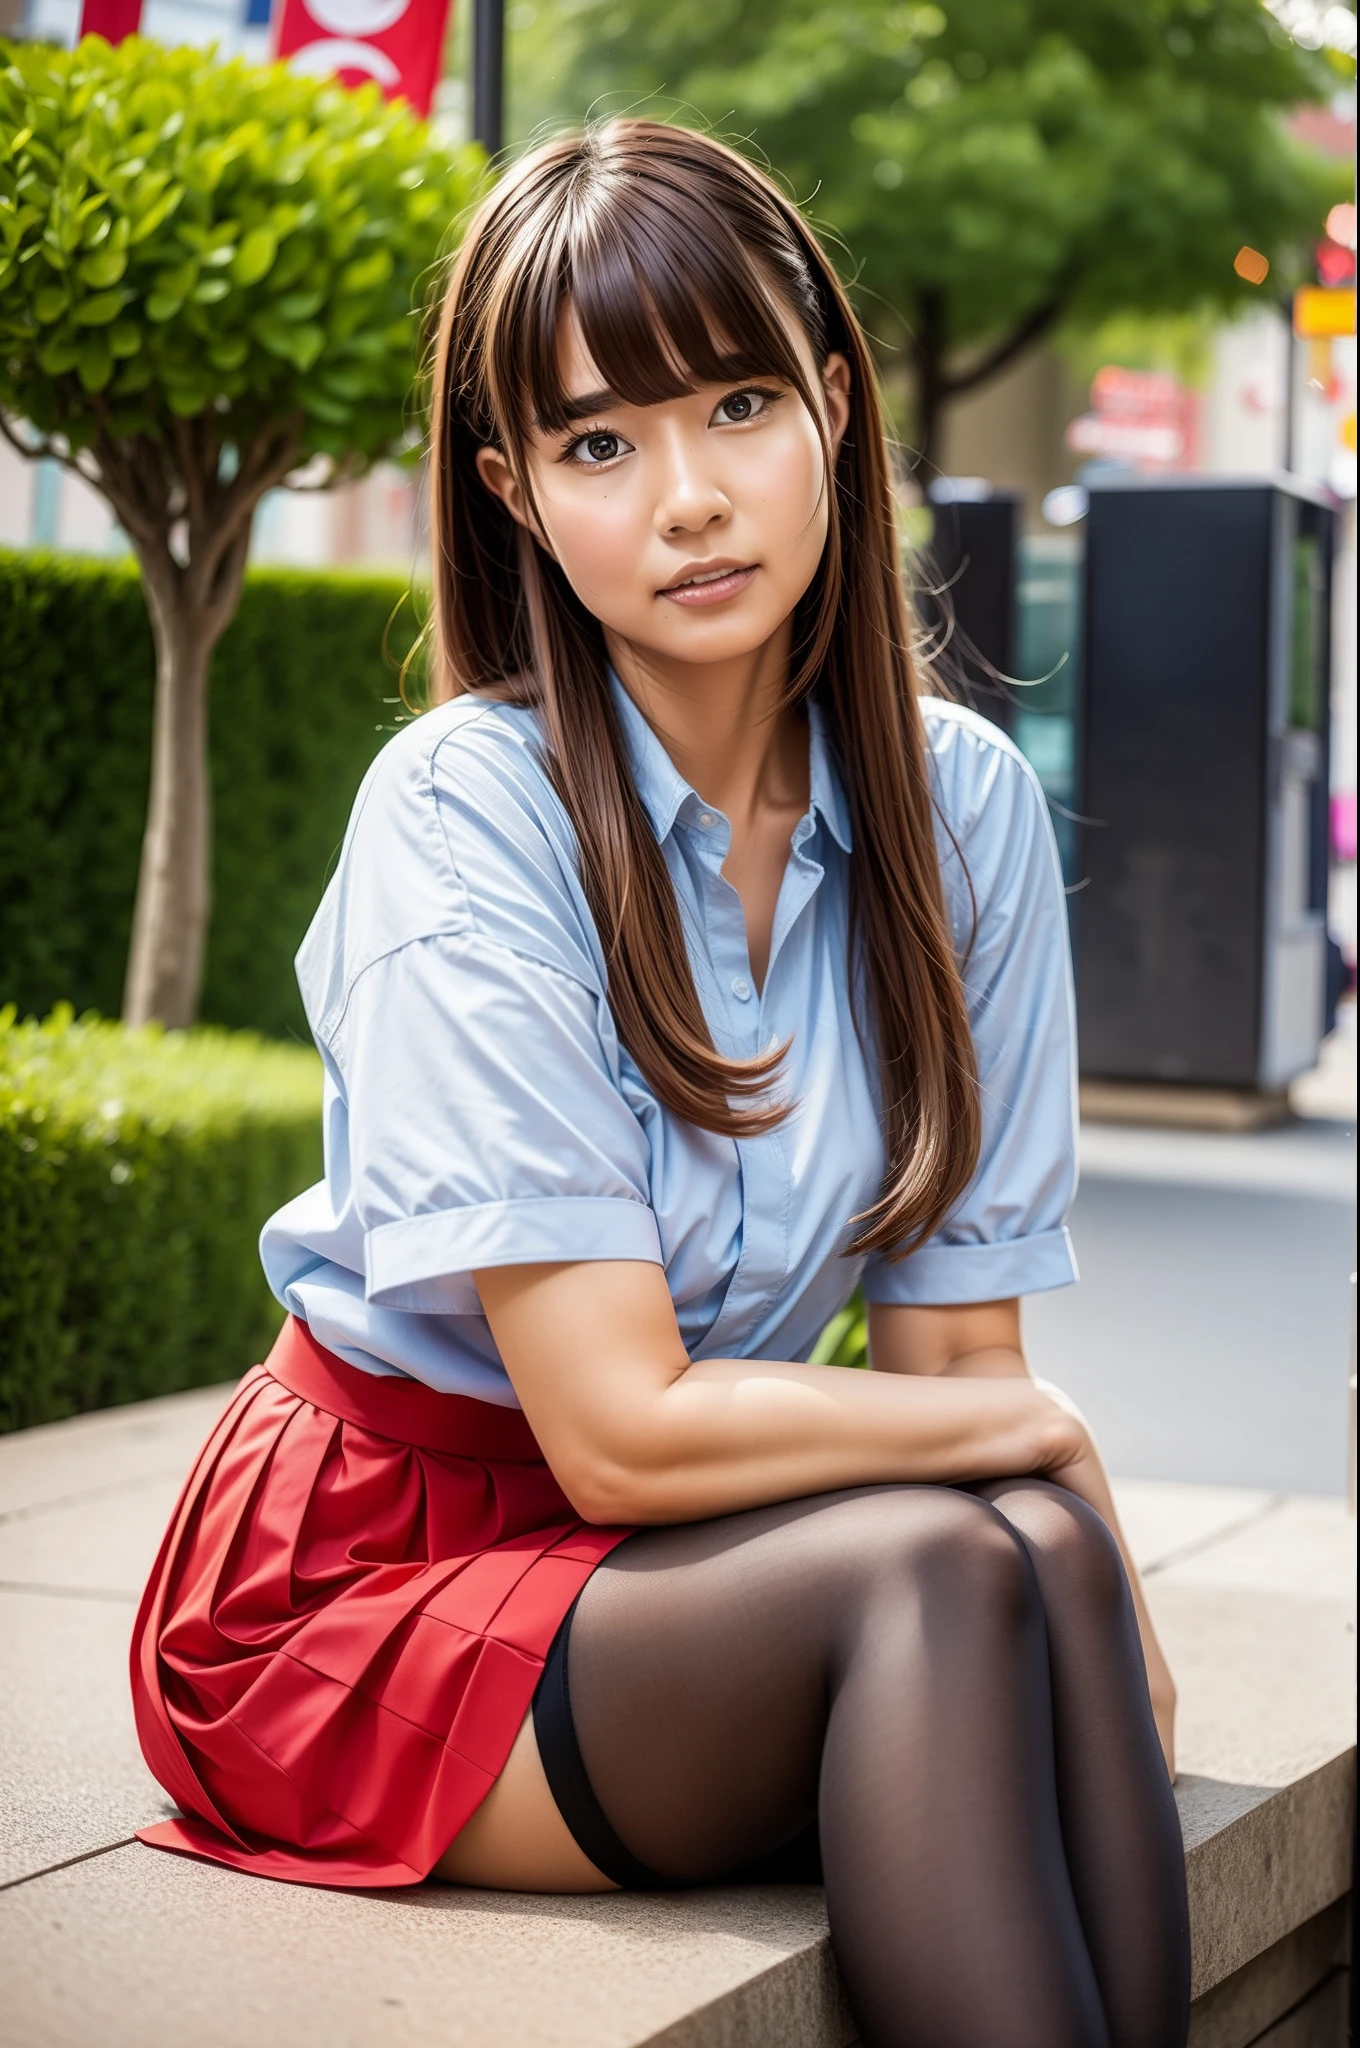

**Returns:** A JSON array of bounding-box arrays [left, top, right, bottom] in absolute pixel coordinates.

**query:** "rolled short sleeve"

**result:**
[[863, 713, 1079, 1306], [332, 932, 661, 1314]]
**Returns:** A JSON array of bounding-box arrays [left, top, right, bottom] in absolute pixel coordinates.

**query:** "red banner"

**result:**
[[274, 0, 453, 116], [78, 0, 145, 41]]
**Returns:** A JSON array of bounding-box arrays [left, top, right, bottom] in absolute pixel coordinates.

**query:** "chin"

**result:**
[[651, 607, 786, 659]]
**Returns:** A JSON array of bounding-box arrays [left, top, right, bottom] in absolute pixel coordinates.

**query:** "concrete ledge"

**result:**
[[0, 1387, 1354, 2048], [1180, 1759, 1355, 2001], [1188, 1899, 1350, 2048]]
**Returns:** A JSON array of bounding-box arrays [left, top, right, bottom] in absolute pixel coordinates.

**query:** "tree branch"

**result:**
[[0, 410, 60, 464], [89, 441, 165, 554], [201, 515, 254, 643], [174, 413, 209, 534], [192, 421, 303, 595], [939, 296, 1065, 400], [215, 413, 304, 532]]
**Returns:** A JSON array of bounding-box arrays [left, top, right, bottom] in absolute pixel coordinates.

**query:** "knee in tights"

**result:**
[[982, 1479, 1132, 1620]]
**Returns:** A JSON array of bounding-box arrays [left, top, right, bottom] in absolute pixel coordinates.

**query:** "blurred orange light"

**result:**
[[1326, 203, 1357, 252], [1234, 246, 1270, 285], [1343, 412, 1357, 455]]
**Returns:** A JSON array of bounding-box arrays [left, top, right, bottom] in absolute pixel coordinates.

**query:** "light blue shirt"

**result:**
[[261, 679, 1079, 1407]]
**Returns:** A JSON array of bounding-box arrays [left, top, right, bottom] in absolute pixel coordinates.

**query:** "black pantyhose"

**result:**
[[563, 1483, 1189, 2048]]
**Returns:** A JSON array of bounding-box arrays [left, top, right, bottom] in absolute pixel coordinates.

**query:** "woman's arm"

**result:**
[[474, 1260, 1084, 1527], [870, 1299, 1177, 1773]]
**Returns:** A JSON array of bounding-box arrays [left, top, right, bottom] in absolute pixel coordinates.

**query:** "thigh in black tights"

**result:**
[[535, 1484, 1189, 2048]]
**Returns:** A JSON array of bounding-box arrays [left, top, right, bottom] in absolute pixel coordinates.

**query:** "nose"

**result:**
[[651, 426, 730, 538]]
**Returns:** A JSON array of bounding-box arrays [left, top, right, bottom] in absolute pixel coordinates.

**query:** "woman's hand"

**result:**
[[1145, 1643, 1178, 1780]]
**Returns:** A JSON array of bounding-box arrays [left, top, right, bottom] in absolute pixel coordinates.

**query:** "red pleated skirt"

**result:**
[[130, 1316, 633, 1887]]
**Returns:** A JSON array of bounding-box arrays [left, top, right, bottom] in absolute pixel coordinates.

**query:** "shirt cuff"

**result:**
[[365, 1195, 663, 1312], [862, 1227, 1079, 1306]]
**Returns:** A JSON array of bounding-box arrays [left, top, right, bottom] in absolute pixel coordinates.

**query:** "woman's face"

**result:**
[[477, 308, 851, 676]]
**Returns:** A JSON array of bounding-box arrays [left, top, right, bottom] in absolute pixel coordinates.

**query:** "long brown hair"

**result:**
[[427, 120, 979, 1259]]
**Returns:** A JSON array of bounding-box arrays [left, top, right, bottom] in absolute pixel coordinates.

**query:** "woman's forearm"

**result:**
[[477, 1262, 1082, 1528], [571, 1356, 1082, 1524]]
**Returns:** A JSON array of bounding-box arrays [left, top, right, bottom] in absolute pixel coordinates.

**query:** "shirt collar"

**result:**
[[607, 670, 853, 854], [806, 696, 853, 853]]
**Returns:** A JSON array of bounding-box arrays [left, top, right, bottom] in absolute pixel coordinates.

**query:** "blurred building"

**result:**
[[938, 87, 1357, 979], [0, 439, 426, 576]]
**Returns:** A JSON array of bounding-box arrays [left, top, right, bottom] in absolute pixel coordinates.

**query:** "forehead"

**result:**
[[546, 298, 815, 416]]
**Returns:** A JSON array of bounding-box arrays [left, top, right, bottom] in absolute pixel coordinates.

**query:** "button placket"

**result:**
[[680, 806, 754, 1050]]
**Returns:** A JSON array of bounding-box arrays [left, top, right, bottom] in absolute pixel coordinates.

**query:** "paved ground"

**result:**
[[1028, 1012, 1357, 1497]]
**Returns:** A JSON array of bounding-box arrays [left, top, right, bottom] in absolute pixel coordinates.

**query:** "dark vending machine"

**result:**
[[1078, 475, 1333, 1092], [922, 480, 1021, 728]]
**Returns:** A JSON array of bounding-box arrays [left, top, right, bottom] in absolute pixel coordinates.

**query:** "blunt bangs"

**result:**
[[484, 142, 830, 449]]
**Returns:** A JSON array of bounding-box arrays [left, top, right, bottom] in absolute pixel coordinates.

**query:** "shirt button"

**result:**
[[731, 976, 753, 1001], [697, 810, 715, 829]]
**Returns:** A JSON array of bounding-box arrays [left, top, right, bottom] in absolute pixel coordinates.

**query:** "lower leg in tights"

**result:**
[[975, 1480, 1190, 2048], [564, 1486, 1137, 2048]]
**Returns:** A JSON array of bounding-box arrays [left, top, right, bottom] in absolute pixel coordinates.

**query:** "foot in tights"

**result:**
[[562, 1485, 1189, 2048]]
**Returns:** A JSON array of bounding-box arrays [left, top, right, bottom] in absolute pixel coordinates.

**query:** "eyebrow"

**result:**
[[545, 386, 620, 429]]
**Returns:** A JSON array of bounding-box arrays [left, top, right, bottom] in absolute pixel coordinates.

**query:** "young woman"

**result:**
[[132, 121, 1190, 2047]]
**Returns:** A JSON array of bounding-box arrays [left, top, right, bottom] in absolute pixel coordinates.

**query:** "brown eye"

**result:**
[[584, 432, 620, 462], [722, 393, 754, 421]]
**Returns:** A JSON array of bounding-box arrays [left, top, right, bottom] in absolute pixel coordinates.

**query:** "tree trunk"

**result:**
[[910, 289, 948, 480], [120, 508, 254, 1029], [121, 573, 220, 1028], [908, 288, 1067, 478]]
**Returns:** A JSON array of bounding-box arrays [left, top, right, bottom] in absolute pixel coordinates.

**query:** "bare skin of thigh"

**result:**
[[431, 1707, 617, 1892]]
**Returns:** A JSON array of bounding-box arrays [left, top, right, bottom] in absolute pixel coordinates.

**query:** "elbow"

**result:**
[[553, 1442, 682, 1528], [1032, 1400, 1088, 1474]]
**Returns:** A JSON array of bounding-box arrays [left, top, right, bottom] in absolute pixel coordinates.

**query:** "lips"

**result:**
[[659, 561, 757, 607]]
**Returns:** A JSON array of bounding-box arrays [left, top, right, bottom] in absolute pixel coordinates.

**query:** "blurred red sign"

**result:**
[[274, 0, 453, 115], [77, 0, 144, 39], [1087, 366, 1182, 419], [1065, 364, 1196, 468]]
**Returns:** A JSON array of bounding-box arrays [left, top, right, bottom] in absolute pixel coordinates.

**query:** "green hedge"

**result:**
[[0, 1006, 322, 1431], [0, 547, 421, 1041]]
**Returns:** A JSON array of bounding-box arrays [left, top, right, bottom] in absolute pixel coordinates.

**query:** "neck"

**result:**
[[606, 621, 809, 828]]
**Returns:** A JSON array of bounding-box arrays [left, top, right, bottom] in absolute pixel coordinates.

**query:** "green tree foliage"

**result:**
[[0, 37, 479, 1026], [510, 0, 1351, 465]]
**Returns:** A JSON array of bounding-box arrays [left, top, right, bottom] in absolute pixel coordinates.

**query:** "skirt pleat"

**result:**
[[130, 1318, 631, 1887]]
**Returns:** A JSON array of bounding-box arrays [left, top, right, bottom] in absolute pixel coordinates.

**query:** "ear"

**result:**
[[821, 352, 852, 457], [475, 445, 549, 548]]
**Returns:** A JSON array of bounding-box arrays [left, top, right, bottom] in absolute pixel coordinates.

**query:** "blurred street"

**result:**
[[1027, 1009, 1357, 1498]]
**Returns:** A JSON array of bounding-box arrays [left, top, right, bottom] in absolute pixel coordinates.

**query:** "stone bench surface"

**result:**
[[1, 1386, 1354, 2048]]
